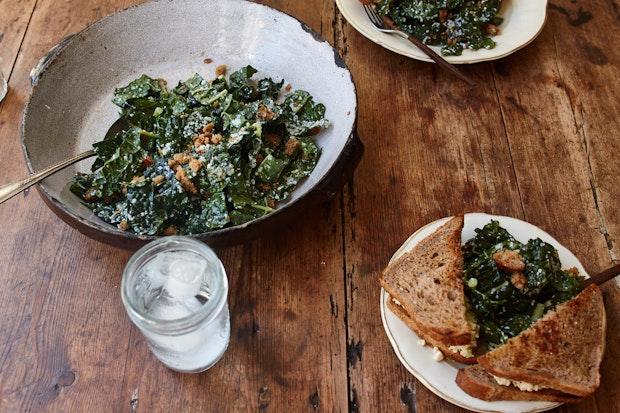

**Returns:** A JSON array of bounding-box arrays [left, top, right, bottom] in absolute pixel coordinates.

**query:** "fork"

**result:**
[[362, 4, 477, 86]]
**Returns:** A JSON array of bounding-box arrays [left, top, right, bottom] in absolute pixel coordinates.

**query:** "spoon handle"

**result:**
[[0, 149, 95, 205], [584, 263, 620, 287]]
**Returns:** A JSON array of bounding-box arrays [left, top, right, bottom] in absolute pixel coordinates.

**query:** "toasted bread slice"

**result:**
[[477, 285, 606, 397], [456, 365, 581, 403], [387, 298, 476, 364], [380, 215, 472, 345]]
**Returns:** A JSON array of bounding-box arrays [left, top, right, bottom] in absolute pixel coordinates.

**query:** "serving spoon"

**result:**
[[0, 118, 128, 205]]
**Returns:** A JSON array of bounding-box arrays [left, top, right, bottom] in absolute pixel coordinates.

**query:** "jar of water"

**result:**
[[121, 236, 230, 373]]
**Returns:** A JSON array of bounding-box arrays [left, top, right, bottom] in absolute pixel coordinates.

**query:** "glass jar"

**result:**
[[121, 236, 230, 373], [0, 68, 7, 103]]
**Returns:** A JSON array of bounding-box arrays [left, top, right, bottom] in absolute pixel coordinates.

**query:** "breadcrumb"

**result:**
[[175, 166, 198, 195], [215, 64, 227, 76], [83, 188, 97, 202], [189, 158, 203, 173], [211, 133, 223, 145], [510, 272, 527, 290], [173, 153, 191, 165], [493, 250, 526, 272], [257, 104, 276, 121], [203, 123, 214, 133], [284, 137, 300, 156], [152, 175, 165, 185], [163, 225, 178, 236]]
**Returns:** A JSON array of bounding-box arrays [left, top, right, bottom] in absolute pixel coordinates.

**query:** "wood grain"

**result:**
[[0, 0, 348, 412], [546, 0, 620, 263], [488, 2, 620, 409], [339, 0, 620, 412], [0, 0, 37, 77], [0, 0, 143, 411], [338, 12, 521, 413], [0, 0, 618, 412]]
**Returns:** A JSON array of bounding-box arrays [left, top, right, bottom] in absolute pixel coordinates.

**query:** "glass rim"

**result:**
[[121, 236, 228, 335]]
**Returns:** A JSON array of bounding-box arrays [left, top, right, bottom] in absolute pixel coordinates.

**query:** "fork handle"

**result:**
[[583, 263, 620, 287], [382, 16, 477, 87], [0, 149, 95, 205]]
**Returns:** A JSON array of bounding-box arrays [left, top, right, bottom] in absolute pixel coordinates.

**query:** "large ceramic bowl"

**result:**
[[21, 0, 361, 249]]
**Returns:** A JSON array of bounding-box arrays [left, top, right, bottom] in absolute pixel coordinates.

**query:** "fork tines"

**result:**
[[363, 4, 384, 28]]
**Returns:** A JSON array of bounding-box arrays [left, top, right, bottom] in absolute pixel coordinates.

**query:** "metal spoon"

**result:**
[[0, 118, 128, 205]]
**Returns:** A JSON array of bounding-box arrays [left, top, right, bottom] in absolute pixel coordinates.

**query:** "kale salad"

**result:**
[[71, 66, 329, 235], [462, 221, 584, 349], [375, 0, 504, 56]]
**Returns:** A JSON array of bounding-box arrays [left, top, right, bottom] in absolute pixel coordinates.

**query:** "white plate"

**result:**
[[380, 212, 590, 413], [336, 0, 548, 64]]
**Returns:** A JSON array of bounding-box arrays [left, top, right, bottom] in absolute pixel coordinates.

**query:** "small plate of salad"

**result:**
[[336, 0, 548, 64]]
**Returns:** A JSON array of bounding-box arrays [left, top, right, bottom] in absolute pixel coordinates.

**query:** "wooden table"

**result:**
[[0, 0, 618, 411]]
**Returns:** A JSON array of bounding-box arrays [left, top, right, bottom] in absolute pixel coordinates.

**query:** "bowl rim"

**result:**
[[20, 0, 359, 247]]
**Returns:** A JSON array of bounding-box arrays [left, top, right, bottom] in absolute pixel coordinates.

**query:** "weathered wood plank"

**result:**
[[490, 1, 620, 412], [0, 0, 37, 77], [340, 1, 619, 412], [0, 1, 145, 412], [121, 206, 348, 412], [1, 0, 618, 411], [0, 0, 348, 412], [496, 1, 620, 412], [546, 0, 620, 263], [338, 13, 521, 413]]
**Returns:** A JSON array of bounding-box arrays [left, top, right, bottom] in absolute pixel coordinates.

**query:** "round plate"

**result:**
[[21, 0, 360, 249], [380, 212, 590, 413], [336, 0, 548, 64]]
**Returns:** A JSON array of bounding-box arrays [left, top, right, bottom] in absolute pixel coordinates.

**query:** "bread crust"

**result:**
[[477, 285, 606, 397], [387, 299, 477, 364], [456, 365, 581, 403]]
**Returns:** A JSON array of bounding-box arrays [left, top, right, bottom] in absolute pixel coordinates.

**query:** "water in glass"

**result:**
[[122, 237, 230, 373]]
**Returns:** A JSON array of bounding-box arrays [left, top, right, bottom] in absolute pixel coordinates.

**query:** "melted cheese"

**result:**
[[448, 344, 475, 358], [492, 375, 547, 392]]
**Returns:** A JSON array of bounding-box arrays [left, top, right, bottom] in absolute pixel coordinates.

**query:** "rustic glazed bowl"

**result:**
[[22, 0, 361, 249]]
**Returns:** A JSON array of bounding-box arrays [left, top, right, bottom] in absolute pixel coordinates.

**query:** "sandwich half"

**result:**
[[456, 365, 581, 403], [457, 284, 606, 400], [380, 215, 478, 363]]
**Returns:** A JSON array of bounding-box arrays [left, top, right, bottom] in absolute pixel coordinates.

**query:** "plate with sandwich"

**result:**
[[380, 213, 607, 413]]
